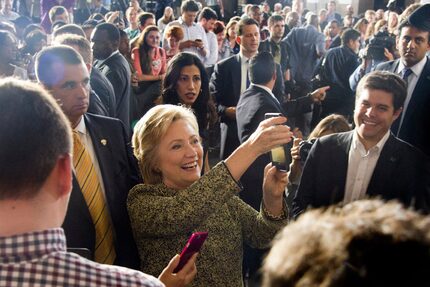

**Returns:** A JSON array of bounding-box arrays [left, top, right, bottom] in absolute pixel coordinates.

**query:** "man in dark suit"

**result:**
[[375, 17, 430, 156], [236, 52, 289, 210], [259, 14, 290, 79], [36, 45, 140, 269], [292, 71, 430, 218], [92, 23, 131, 132], [210, 18, 284, 159]]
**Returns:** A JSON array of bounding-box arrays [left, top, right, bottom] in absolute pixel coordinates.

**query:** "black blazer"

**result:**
[[375, 57, 430, 156], [259, 38, 290, 75], [292, 131, 430, 218], [236, 85, 287, 209], [95, 53, 131, 132], [62, 113, 140, 269], [210, 54, 285, 159], [90, 68, 116, 118]]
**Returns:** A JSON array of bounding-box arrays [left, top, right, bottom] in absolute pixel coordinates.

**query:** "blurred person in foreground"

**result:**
[[263, 199, 430, 287]]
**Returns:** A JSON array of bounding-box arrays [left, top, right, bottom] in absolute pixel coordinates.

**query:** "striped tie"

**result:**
[[73, 131, 116, 264]]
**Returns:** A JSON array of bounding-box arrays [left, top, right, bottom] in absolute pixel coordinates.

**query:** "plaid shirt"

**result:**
[[0, 228, 164, 287]]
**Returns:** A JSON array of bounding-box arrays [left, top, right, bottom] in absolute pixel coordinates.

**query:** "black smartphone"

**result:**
[[264, 113, 290, 172], [173, 232, 208, 273]]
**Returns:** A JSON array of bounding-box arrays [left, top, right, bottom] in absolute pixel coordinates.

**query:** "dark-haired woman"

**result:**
[[131, 25, 166, 124], [162, 52, 217, 173]]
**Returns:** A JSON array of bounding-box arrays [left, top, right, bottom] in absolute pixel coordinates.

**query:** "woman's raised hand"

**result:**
[[245, 116, 293, 158]]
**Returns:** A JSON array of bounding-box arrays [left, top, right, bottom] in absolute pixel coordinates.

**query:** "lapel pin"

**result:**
[[101, 139, 107, 146]]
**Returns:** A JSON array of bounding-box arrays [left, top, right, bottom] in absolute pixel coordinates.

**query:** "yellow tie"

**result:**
[[73, 131, 116, 264]]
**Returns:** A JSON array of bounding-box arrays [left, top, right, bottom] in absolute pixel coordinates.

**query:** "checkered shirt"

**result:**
[[0, 228, 164, 287]]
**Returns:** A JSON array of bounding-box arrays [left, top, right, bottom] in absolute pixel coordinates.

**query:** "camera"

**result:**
[[365, 28, 396, 61], [298, 139, 316, 164]]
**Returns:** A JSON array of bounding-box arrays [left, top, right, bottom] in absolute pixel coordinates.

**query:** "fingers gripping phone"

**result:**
[[173, 232, 208, 273], [264, 113, 291, 172]]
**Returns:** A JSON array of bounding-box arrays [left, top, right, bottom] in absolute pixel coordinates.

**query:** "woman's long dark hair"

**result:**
[[136, 25, 160, 75], [162, 52, 217, 131]]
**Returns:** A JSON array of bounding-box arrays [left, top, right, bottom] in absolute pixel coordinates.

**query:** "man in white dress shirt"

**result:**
[[292, 71, 430, 218]]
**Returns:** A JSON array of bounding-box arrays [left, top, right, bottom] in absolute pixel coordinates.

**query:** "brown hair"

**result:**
[[0, 78, 72, 199], [263, 199, 430, 287]]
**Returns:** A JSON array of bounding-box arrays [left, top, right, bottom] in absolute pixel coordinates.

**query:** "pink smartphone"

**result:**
[[173, 232, 208, 273]]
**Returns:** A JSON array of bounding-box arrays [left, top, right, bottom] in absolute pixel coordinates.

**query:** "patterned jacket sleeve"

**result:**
[[227, 196, 288, 249], [127, 162, 241, 238]]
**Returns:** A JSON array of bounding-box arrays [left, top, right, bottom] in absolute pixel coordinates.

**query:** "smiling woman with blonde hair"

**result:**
[[128, 104, 292, 286]]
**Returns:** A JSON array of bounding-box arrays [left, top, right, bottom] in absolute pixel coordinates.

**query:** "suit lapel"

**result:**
[[332, 132, 353, 202], [233, 54, 241, 100], [401, 58, 430, 126], [84, 114, 111, 193], [367, 134, 398, 197]]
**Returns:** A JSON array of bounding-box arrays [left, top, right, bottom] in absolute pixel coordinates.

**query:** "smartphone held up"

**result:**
[[264, 113, 291, 172]]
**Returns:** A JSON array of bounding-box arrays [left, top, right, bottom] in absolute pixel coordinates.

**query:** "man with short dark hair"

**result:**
[[36, 45, 138, 268], [198, 7, 218, 68], [91, 23, 131, 131], [163, 0, 209, 61], [292, 71, 430, 218], [326, 0, 342, 23], [211, 18, 285, 159], [259, 15, 290, 79], [53, 34, 115, 118], [326, 20, 341, 49], [317, 28, 361, 119], [0, 78, 196, 286], [375, 6, 430, 156]]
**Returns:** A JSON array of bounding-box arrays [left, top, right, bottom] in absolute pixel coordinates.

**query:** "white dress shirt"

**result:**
[[204, 30, 218, 67], [240, 52, 250, 95], [343, 130, 390, 204]]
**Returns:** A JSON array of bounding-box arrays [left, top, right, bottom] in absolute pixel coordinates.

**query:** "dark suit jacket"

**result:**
[[236, 85, 288, 209], [90, 68, 116, 118], [62, 113, 140, 269], [375, 57, 430, 156], [259, 38, 290, 75], [292, 131, 430, 218], [95, 53, 131, 132], [88, 90, 109, 117], [210, 54, 285, 159]]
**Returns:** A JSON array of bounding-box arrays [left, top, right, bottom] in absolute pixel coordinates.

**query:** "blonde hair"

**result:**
[[132, 104, 199, 184]]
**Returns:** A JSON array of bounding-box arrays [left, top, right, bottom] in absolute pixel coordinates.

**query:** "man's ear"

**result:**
[[56, 153, 73, 198], [393, 107, 403, 122]]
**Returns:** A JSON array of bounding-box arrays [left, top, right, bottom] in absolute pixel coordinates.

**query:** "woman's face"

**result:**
[[127, 9, 137, 24], [146, 30, 161, 48], [216, 32, 224, 45], [164, 7, 173, 18], [156, 119, 203, 190], [168, 36, 179, 50], [176, 64, 201, 106], [228, 24, 237, 40]]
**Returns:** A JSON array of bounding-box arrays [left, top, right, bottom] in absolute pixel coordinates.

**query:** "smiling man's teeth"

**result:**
[[363, 120, 376, 125]]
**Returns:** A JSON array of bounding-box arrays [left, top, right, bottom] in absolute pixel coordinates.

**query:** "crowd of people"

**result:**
[[1, 0, 430, 286]]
